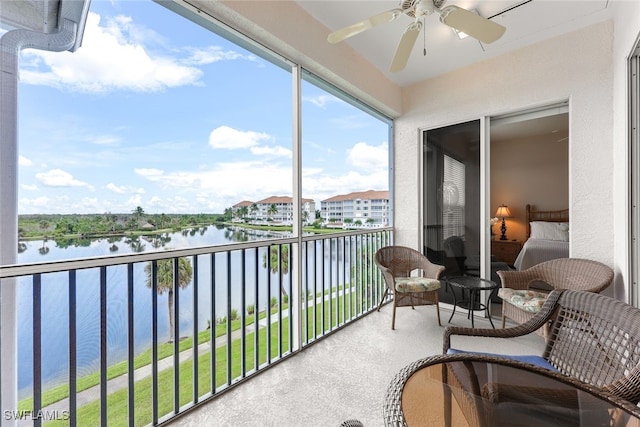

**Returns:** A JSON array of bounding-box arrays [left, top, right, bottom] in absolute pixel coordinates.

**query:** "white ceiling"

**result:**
[[297, 0, 612, 88]]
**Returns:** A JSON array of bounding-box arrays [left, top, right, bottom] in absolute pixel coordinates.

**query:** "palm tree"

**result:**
[[237, 206, 249, 222], [267, 203, 278, 221], [131, 206, 145, 229], [250, 203, 258, 221], [145, 257, 193, 343], [159, 213, 169, 229], [263, 245, 289, 296]]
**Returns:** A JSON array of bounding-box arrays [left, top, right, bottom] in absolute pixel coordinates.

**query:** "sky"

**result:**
[[14, 0, 390, 215]]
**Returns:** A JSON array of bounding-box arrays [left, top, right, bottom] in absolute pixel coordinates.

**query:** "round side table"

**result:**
[[446, 276, 498, 328]]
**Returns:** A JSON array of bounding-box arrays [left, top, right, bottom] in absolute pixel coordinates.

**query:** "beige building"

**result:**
[[233, 196, 315, 225], [321, 190, 389, 227]]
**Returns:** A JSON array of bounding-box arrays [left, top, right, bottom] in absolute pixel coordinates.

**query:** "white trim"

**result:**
[[630, 40, 640, 307]]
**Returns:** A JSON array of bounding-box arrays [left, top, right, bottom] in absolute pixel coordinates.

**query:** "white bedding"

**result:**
[[514, 238, 569, 270]]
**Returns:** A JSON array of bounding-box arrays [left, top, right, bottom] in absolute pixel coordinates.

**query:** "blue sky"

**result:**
[[15, 0, 389, 215]]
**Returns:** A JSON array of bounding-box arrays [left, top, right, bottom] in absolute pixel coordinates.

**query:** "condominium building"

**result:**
[[320, 190, 389, 226], [232, 196, 316, 225]]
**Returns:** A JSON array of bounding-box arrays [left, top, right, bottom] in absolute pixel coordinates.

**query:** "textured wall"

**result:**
[[394, 20, 614, 266]]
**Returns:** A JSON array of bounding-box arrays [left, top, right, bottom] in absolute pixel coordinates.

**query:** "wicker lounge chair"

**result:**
[[375, 246, 445, 329], [497, 258, 613, 336], [444, 289, 640, 406]]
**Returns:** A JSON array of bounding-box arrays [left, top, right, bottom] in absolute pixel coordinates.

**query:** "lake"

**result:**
[[16, 225, 331, 398]]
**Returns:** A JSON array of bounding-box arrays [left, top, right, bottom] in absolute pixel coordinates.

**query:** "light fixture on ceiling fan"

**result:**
[[327, 0, 506, 73]]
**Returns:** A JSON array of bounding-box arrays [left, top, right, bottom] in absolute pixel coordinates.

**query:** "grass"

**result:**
[[43, 287, 370, 426], [18, 304, 289, 411], [46, 319, 289, 426], [24, 284, 376, 426]]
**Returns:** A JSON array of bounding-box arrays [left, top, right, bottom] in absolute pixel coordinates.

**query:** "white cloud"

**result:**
[[89, 135, 122, 146], [20, 12, 203, 93], [304, 94, 343, 109], [208, 126, 271, 149], [21, 184, 38, 191], [79, 197, 102, 212], [185, 46, 255, 65], [134, 168, 164, 178], [134, 159, 291, 201], [19, 196, 52, 212], [35, 169, 94, 190], [250, 145, 292, 158], [347, 141, 388, 171], [126, 194, 143, 207], [19, 155, 33, 166], [106, 183, 145, 194], [332, 114, 371, 130], [302, 169, 388, 202]]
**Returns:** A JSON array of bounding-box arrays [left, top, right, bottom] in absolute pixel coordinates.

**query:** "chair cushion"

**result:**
[[395, 277, 441, 293], [498, 288, 549, 313], [447, 348, 558, 372]]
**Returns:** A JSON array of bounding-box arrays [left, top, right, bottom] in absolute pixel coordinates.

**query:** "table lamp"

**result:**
[[495, 205, 512, 240]]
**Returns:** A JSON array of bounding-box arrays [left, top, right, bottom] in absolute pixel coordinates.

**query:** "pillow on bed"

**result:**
[[530, 222, 569, 241]]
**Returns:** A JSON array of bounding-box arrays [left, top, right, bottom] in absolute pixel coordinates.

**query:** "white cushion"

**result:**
[[530, 222, 569, 241]]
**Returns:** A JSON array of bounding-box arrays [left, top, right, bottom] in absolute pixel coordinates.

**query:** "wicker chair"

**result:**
[[375, 246, 445, 329], [444, 289, 640, 406], [497, 258, 613, 336]]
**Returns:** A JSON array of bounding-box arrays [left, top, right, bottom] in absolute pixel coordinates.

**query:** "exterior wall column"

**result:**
[[0, 14, 82, 423]]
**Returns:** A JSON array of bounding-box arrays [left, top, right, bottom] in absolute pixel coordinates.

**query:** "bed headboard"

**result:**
[[526, 204, 569, 238]]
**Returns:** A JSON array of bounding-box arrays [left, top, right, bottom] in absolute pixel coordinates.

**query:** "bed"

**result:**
[[513, 204, 569, 270]]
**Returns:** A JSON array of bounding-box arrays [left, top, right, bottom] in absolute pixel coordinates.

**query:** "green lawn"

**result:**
[[35, 286, 375, 426], [19, 305, 285, 411], [46, 319, 289, 426]]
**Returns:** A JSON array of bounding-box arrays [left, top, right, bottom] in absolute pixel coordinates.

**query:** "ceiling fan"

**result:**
[[327, 0, 506, 73]]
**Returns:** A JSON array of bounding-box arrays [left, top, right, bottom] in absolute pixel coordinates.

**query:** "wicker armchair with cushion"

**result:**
[[497, 258, 613, 336], [444, 290, 640, 406], [375, 246, 445, 330]]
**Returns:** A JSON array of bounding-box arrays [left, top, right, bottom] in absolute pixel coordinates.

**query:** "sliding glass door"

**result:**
[[423, 120, 482, 305]]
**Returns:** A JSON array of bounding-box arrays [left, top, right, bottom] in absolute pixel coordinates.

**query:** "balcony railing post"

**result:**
[[126, 264, 134, 427], [192, 255, 199, 404], [100, 266, 107, 427], [32, 274, 42, 427], [151, 260, 159, 425]]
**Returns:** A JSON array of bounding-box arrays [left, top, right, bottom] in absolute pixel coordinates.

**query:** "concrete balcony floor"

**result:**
[[169, 303, 544, 427]]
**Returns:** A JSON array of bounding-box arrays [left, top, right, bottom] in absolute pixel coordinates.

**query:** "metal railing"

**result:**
[[0, 228, 391, 426]]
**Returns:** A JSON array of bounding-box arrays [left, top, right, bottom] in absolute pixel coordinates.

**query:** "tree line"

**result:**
[[18, 206, 224, 240]]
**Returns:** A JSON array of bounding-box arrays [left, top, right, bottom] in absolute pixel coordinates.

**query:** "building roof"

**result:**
[[256, 196, 314, 204], [322, 190, 389, 203], [233, 200, 254, 208]]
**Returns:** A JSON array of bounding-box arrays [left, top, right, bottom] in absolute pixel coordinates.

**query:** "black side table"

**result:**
[[447, 276, 498, 328]]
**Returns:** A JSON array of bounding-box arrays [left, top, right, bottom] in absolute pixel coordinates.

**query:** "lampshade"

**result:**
[[495, 205, 511, 218]]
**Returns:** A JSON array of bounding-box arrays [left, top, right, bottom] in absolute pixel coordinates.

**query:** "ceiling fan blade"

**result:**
[[390, 21, 422, 73], [439, 5, 506, 44], [328, 8, 403, 44]]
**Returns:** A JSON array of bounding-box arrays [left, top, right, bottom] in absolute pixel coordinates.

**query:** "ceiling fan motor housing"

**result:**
[[402, 0, 447, 18]]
